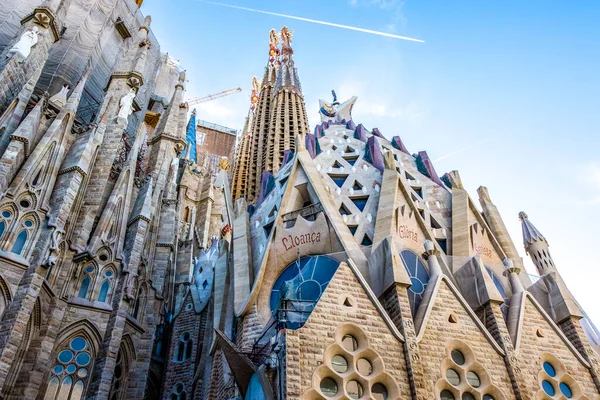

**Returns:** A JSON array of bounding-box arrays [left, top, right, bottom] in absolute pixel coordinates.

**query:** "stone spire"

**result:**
[[183, 109, 197, 163], [519, 211, 555, 276], [244, 31, 279, 203], [260, 26, 309, 184], [273, 26, 302, 94]]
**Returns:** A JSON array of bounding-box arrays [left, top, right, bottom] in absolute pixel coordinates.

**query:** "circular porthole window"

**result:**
[[542, 380, 555, 396], [543, 362, 556, 377], [331, 355, 348, 373], [19, 200, 30, 209], [446, 369, 461, 386], [356, 358, 372, 376], [341, 335, 358, 352], [560, 382, 573, 398], [462, 393, 475, 400], [482, 396, 495, 400], [451, 349, 465, 365], [320, 377, 338, 397], [440, 390, 455, 400], [466, 371, 480, 388], [371, 383, 388, 400], [346, 380, 363, 399]]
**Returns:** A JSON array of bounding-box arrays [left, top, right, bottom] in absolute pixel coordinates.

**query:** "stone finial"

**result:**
[[144, 15, 152, 27], [423, 240, 442, 277], [503, 258, 524, 294], [519, 211, 546, 246], [179, 70, 186, 83]]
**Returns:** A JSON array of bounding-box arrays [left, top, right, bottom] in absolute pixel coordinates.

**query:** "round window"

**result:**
[[58, 350, 74, 363], [24, 220, 33, 227], [462, 393, 475, 400], [371, 383, 387, 400], [482, 396, 495, 400], [99, 254, 108, 262], [466, 371, 480, 388], [346, 380, 363, 399], [66, 364, 76, 374], [70, 337, 86, 351], [440, 390, 455, 400], [19, 200, 30, 208], [1, 211, 11, 218], [446, 369, 460, 386], [84, 267, 94, 274], [341, 335, 358, 352], [559, 382, 573, 398], [320, 377, 338, 397], [542, 380, 555, 396], [543, 362, 556, 377], [451, 349, 465, 365], [356, 358, 372, 376], [331, 355, 348, 373], [77, 368, 88, 378]]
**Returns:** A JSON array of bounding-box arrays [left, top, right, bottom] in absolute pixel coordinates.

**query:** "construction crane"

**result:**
[[185, 87, 242, 107]]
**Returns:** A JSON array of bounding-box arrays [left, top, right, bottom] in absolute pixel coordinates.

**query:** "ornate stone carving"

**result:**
[[7, 27, 39, 61], [118, 88, 136, 119]]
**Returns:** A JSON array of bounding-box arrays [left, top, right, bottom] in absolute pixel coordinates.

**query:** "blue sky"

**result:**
[[142, 0, 600, 325]]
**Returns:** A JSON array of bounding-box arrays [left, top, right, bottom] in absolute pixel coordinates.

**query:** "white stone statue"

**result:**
[[7, 26, 39, 61], [118, 88, 136, 119]]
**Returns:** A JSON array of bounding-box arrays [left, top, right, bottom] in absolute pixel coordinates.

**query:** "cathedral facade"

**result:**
[[0, 1, 599, 399]]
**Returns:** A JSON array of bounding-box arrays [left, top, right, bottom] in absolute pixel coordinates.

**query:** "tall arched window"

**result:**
[[400, 250, 430, 316], [78, 277, 90, 299], [132, 286, 146, 320], [174, 332, 193, 362], [11, 231, 28, 255], [169, 383, 187, 400], [0, 208, 14, 244], [44, 336, 93, 400], [109, 344, 130, 400], [10, 216, 35, 256], [96, 268, 115, 303]]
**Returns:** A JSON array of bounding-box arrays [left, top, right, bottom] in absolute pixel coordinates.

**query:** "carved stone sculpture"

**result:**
[[118, 88, 136, 119], [7, 26, 40, 61]]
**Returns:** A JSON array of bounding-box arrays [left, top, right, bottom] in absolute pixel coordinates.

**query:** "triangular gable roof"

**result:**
[[414, 274, 505, 355]]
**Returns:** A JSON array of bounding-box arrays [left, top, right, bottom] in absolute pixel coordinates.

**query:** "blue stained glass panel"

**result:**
[[542, 380, 555, 396], [543, 362, 556, 377], [78, 277, 90, 298], [76, 352, 91, 366], [58, 350, 73, 363], [70, 337, 86, 351], [400, 250, 430, 316], [11, 231, 27, 255], [1, 211, 10, 218], [97, 281, 110, 302], [270, 256, 339, 329], [560, 382, 572, 398], [0, 221, 4, 238]]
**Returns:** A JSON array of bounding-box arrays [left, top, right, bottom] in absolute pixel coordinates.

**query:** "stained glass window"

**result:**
[[78, 277, 90, 299], [44, 336, 92, 400], [270, 256, 339, 329], [11, 231, 27, 255], [400, 250, 430, 316]]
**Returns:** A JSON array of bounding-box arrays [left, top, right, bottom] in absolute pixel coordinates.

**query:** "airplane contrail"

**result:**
[[433, 136, 497, 162], [195, 0, 425, 43]]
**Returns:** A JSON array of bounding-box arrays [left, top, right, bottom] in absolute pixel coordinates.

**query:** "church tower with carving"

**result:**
[[0, 2, 599, 398]]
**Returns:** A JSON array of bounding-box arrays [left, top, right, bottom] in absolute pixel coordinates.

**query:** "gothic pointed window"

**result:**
[[400, 250, 430, 316], [78, 277, 90, 299], [169, 383, 187, 400], [132, 286, 146, 320], [174, 332, 193, 362], [77, 265, 96, 299], [109, 345, 129, 400], [97, 268, 115, 303], [10, 216, 35, 256], [44, 336, 93, 400], [11, 231, 27, 255], [270, 256, 340, 329]]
